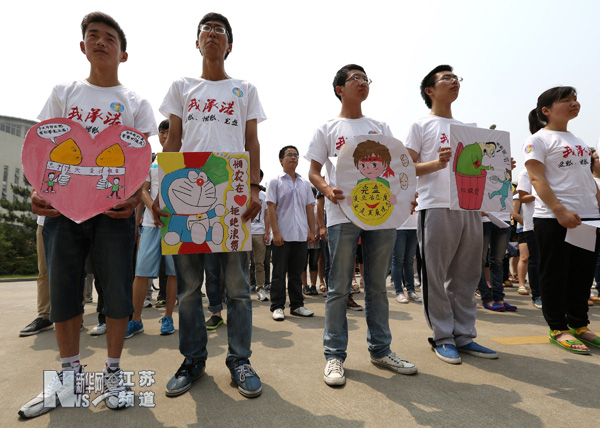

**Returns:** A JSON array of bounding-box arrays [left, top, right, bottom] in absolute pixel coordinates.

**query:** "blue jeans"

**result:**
[[324, 222, 395, 361], [205, 253, 224, 313], [174, 252, 251, 367], [391, 229, 417, 294], [477, 222, 510, 303], [320, 237, 331, 287], [43, 214, 135, 323]]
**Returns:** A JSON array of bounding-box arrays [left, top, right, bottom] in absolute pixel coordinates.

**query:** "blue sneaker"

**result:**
[[125, 320, 143, 339], [230, 360, 262, 398], [160, 316, 174, 335], [433, 343, 461, 364], [165, 358, 205, 397], [502, 302, 517, 312], [458, 341, 498, 359]]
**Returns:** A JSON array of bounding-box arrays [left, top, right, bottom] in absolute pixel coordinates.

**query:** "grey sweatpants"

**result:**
[[417, 208, 482, 347]]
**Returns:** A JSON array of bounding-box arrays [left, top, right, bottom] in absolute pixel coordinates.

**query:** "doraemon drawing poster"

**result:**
[[157, 152, 251, 255], [336, 134, 416, 230], [449, 124, 512, 212]]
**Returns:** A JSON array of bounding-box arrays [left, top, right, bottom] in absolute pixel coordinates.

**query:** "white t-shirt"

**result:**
[[266, 173, 315, 242], [405, 115, 464, 210], [141, 158, 160, 227], [516, 169, 534, 232], [38, 80, 156, 137], [304, 116, 393, 227], [160, 78, 266, 152], [251, 190, 267, 235], [523, 128, 599, 219], [398, 212, 417, 230]]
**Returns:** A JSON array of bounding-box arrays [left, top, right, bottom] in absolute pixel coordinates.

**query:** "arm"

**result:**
[[242, 119, 261, 222], [518, 190, 535, 204], [135, 181, 152, 231], [316, 196, 327, 242], [263, 202, 271, 245], [526, 159, 581, 228], [512, 198, 523, 225], [31, 190, 61, 217], [308, 160, 344, 204], [267, 202, 283, 246], [306, 204, 316, 244], [407, 147, 452, 177]]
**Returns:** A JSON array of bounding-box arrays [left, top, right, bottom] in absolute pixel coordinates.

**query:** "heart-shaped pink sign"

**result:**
[[22, 118, 152, 223]]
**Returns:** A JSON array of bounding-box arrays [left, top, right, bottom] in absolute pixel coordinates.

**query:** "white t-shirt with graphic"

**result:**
[[304, 116, 393, 227], [405, 115, 463, 210], [141, 158, 160, 227], [160, 78, 266, 152], [523, 128, 599, 219], [38, 80, 156, 137], [516, 169, 535, 232]]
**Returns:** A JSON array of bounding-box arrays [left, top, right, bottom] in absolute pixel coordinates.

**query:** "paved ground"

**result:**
[[3, 280, 600, 428]]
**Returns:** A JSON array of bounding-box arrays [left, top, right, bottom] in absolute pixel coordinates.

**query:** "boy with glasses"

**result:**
[[405, 65, 498, 364], [155, 12, 265, 399], [306, 64, 418, 387]]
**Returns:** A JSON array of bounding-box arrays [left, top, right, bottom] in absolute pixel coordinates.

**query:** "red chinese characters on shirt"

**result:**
[[563, 145, 591, 158], [440, 133, 449, 144], [186, 98, 236, 115]]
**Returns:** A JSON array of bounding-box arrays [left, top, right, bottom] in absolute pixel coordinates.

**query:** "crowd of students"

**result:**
[[15, 10, 600, 420]]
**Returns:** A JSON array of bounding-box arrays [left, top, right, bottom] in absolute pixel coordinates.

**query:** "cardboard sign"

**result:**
[[21, 118, 151, 223], [450, 124, 512, 212], [336, 134, 416, 230], [158, 152, 251, 255]]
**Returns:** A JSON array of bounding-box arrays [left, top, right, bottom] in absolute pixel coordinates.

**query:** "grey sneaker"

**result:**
[[371, 352, 418, 375], [102, 366, 132, 409], [323, 359, 345, 386], [395, 293, 408, 304], [257, 289, 269, 301], [290, 306, 314, 317], [532, 297, 542, 309], [407, 291, 422, 303], [18, 366, 84, 418], [272, 308, 285, 321]]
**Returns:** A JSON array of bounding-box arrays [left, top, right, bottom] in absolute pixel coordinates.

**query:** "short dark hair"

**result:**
[[528, 86, 577, 134], [279, 145, 299, 159], [420, 64, 453, 109], [332, 64, 366, 102], [158, 120, 169, 132], [198, 12, 233, 59], [81, 12, 127, 52]]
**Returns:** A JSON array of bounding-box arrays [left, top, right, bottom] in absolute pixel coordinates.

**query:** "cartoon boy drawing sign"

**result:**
[[337, 134, 416, 230]]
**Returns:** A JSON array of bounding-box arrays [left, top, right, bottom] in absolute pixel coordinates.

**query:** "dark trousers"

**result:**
[[270, 241, 307, 311], [534, 218, 599, 330]]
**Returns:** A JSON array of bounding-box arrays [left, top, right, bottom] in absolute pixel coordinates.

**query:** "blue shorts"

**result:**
[[43, 214, 135, 323], [135, 226, 175, 277]]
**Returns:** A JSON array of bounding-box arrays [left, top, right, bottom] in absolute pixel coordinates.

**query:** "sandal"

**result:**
[[569, 326, 600, 349], [518, 286, 529, 295], [549, 329, 590, 355]]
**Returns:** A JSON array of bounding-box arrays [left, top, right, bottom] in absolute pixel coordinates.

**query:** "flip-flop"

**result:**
[[569, 326, 600, 350], [549, 330, 591, 355]]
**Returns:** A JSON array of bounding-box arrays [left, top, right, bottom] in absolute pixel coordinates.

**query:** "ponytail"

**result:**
[[529, 86, 577, 134]]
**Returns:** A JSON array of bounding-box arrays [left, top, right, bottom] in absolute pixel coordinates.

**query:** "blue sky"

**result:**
[[2, 0, 599, 183]]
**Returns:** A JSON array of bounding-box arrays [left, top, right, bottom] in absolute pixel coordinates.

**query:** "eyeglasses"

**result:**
[[345, 75, 372, 85], [199, 24, 227, 35], [436, 75, 463, 84], [284, 153, 299, 158]]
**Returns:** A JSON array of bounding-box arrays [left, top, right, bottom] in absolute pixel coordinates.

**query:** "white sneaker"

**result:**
[[323, 359, 345, 386], [19, 367, 83, 418], [290, 306, 314, 317], [396, 293, 408, 304], [371, 352, 418, 375], [407, 291, 422, 303], [143, 299, 152, 308], [102, 366, 132, 409], [272, 308, 285, 321], [90, 323, 107, 336], [257, 289, 269, 301]]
